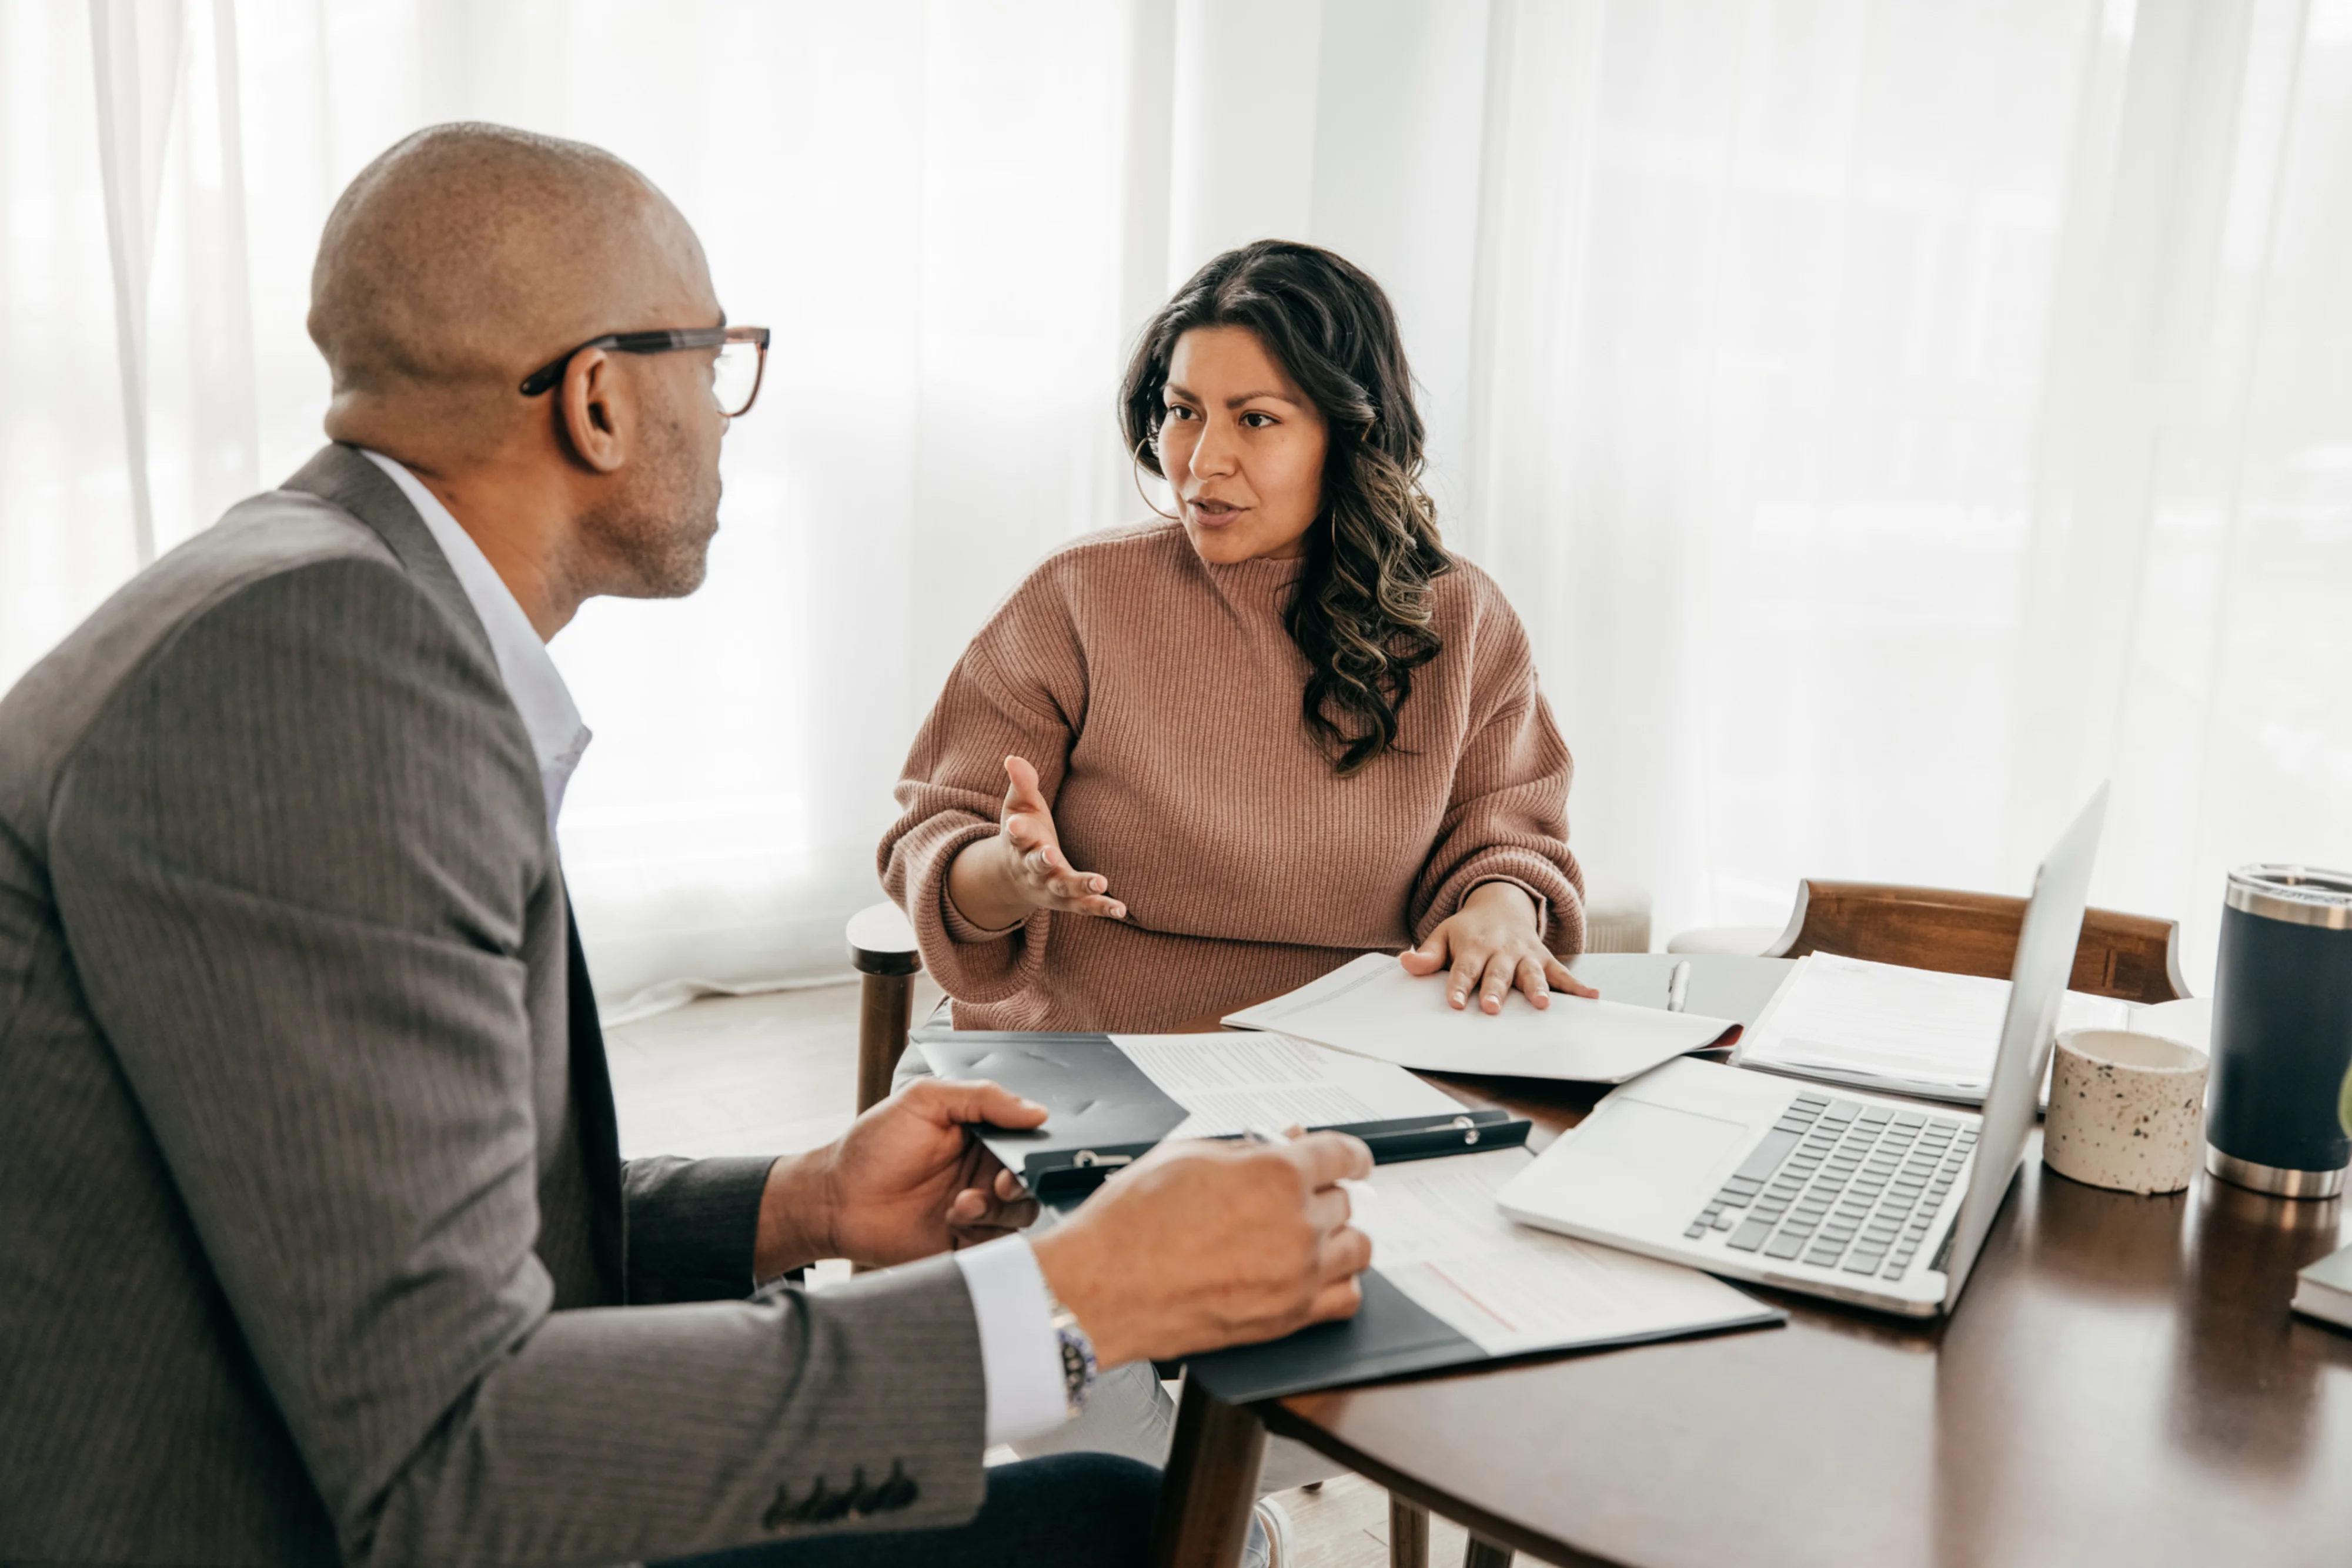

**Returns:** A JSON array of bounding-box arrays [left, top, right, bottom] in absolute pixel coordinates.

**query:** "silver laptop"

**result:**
[[1497, 787, 2107, 1318]]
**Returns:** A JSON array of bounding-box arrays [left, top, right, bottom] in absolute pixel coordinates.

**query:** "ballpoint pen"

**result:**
[[1666, 959, 1691, 1014], [1245, 1122, 1391, 1199]]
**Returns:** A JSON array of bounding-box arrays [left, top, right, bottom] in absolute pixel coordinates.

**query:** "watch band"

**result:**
[[1041, 1285, 1098, 1419]]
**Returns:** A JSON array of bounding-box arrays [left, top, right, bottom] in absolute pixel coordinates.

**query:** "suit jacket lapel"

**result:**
[[564, 889, 628, 1296]]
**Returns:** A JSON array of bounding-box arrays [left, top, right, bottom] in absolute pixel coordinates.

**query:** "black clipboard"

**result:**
[[914, 1029, 1531, 1200]]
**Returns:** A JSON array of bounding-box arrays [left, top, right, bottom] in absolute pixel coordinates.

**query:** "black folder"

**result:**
[[914, 1029, 1529, 1201]]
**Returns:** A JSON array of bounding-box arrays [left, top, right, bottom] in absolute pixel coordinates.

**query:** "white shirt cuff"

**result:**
[[951, 1235, 1071, 1446]]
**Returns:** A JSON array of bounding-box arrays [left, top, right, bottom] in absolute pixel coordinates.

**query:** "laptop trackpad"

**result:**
[[1574, 1098, 1753, 1191]]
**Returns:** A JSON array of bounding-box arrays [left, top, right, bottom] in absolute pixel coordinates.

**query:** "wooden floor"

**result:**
[[605, 981, 1470, 1568]]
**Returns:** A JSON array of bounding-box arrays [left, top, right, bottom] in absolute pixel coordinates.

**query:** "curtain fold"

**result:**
[[4, 0, 2346, 1012]]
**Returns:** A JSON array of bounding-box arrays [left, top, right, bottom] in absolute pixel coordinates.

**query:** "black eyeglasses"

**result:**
[[518, 325, 771, 417]]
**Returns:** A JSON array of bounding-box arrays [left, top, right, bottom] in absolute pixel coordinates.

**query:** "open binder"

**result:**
[[917, 1028, 1782, 1402]]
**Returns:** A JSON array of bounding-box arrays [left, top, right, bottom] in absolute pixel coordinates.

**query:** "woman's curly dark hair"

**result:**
[[1120, 240, 1453, 776]]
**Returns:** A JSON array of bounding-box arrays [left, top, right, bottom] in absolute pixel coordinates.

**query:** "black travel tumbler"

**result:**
[[2205, 865, 2352, 1199]]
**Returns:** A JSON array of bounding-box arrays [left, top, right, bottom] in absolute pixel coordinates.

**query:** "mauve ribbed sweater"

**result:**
[[878, 521, 1584, 1033]]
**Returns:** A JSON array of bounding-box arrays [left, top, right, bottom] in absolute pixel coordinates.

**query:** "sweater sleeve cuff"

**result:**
[[903, 821, 1051, 1006], [1422, 850, 1586, 956], [620, 1154, 776, 1303]]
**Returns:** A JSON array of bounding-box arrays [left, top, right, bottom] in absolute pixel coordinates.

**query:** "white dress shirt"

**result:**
[[359, 450, 1071, 1447]]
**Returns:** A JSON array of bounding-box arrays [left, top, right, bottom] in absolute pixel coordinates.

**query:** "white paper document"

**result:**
[[1111, 1032, 1465, 1138], [1222, 952, 1736, 1083], [1354, 1148, 1773, 1356], [1732, 953, 2195, 1102]]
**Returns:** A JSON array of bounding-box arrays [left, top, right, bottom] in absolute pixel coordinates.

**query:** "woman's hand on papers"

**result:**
[[754, 1078, 1045, 1276], [944, 754, 1128, 931], [1028, 1131, 1375, 1369], [1402, 881, 1599, 1014]]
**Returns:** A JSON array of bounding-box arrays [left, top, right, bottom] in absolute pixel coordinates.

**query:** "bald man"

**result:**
[[0, 123, 1371, 1568]]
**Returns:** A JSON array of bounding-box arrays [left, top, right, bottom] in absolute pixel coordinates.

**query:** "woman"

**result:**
[[881, 239, 1589, 1032], [882, 243, 1588, 1524]]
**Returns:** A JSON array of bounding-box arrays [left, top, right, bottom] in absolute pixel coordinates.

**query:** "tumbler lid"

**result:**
[[2226, 864, 2352, 929]]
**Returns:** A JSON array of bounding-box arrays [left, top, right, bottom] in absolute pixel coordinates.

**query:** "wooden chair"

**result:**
[[1762, 880, 2190, 1002], [848, 901, 923, 1112]]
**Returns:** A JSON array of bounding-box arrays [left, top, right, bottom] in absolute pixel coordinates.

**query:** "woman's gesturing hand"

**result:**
[[945, 755, 1128, 931], [1400, 880, 1599, 1014]]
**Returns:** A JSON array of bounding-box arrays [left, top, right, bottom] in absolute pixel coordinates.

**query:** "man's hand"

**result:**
[[1401, 880, 1599, 1014], [1028, 1132, 1375, 1369], [754, 1078, 1044, 1279], [944, 755, 1127, 931]]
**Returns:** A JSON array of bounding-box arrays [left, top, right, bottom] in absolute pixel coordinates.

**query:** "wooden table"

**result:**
[[1152, 954, 2352, 1568]]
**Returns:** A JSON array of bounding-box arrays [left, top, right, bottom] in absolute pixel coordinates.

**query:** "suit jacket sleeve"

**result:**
[[51, 558, 987, 1567], [623, 1154, 774, 1302]]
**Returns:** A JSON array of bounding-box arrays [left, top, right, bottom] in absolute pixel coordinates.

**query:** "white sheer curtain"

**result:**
[[4, 0, 2347, 1012], [1451, 0, 2352, 990]]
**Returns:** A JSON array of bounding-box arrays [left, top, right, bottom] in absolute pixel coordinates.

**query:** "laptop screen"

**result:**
[[1938, 785, 2109, 1305]]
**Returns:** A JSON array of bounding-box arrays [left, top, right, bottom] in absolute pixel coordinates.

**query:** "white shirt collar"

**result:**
[[358, 449, 592, 829]]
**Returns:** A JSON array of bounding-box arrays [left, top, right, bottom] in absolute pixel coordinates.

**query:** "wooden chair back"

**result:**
[[1763, 881, 2190, 1004]]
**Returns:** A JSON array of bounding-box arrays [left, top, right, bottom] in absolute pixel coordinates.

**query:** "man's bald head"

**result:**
[[310, 122, 713, 449], [309, 123, 733, 624]]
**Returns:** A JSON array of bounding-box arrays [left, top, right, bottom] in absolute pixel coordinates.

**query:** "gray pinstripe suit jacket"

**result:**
[[0, 446, 986, 1567]]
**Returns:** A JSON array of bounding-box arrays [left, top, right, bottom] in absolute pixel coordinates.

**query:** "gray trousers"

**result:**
[[893, 1038, 1341, 1493]]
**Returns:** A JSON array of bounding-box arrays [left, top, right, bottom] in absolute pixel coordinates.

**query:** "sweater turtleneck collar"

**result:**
[[1197, 546, 1309, 603]]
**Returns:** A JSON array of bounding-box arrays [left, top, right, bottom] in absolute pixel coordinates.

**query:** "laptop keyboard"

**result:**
[[1683, 1092, 1977, 1282]]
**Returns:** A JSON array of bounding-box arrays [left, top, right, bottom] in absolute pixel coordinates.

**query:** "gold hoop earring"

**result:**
[[1130, 435, 1180, 522]]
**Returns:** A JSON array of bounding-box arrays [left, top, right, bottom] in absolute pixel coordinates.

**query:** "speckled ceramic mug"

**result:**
[[2044, 1028, 2210, 1195]]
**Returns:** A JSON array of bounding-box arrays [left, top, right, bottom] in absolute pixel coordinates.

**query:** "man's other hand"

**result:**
[[1027, 1132, 1375, 1369], [755, 1078, 1044, 1278]]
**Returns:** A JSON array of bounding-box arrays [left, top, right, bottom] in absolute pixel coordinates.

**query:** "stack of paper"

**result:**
[[1223, 951, 1736, 1083], [1349, 1148, 1775, 1358], [1185, 1144, 1783, 1402], [1111, 1031, 1465, 1138], [1733, 953, 2209, 1104]]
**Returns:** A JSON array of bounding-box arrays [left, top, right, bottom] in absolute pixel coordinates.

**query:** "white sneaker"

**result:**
[[1243, 1497, 1294, 1568]]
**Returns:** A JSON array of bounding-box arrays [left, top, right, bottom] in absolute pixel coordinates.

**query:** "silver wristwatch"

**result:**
[[1043, 1287, 1098, 1419]]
